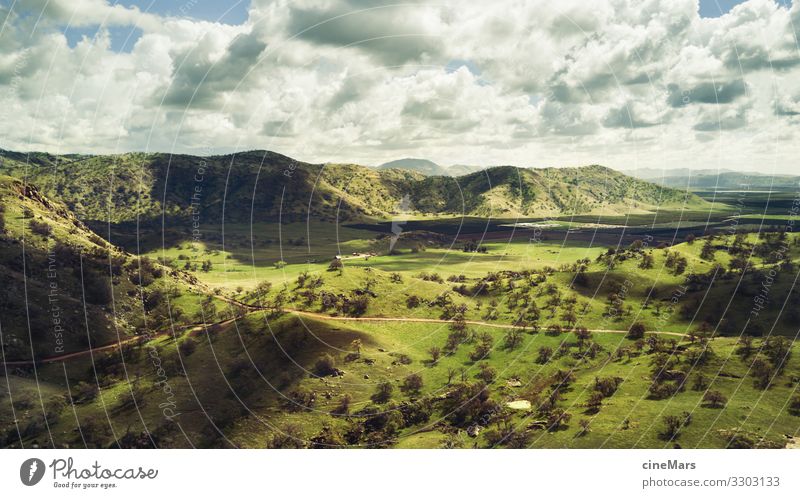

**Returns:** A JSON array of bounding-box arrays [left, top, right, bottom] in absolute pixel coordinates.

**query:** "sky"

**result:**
[[0, 0, 799, 174]]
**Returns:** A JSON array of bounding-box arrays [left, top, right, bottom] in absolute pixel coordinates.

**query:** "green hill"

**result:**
[[0, 149, 710, 224], [0, 175, 209, 361]]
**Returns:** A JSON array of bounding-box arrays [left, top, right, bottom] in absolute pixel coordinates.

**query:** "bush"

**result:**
[[178, 338, 197, 357], [29, 219, 52, 236], [702, 390, 727, 408], [627, 322, 646, 340], [313, 353, 338, 377], [371, 381, 393, 404], [401, 374, 423, 394]]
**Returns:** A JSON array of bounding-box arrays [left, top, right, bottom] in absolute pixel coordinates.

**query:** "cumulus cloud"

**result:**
[[0, 0, 799, 172]]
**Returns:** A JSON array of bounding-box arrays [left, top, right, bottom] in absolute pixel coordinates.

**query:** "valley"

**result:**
[[1, 150, 799, 449]]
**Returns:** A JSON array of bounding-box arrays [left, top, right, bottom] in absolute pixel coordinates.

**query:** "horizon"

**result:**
[[1, 145, 796, 177]]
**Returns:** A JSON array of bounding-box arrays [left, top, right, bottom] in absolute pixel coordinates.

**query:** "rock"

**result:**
[[467, 425, 481, 437], [363, 374, 370, 379], [506, 378, 523, 387], [506, 400, 532, 410]]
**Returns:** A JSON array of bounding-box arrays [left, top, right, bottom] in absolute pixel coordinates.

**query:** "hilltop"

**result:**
[[0, 149, 710, 225], [377, 158, 447, 176]]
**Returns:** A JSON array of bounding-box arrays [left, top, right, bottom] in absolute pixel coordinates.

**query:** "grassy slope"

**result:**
[[4, 313, 797, 449], [0, 175, 208, 360], [0, 150, 712, 223]]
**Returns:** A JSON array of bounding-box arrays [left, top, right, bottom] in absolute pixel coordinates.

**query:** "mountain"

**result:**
[[651, 172, 799, 190], [377, 158, 446, 176], [622, 167, 738, 180], [0, 149, 710, 226], [446, 164, 488, 176]]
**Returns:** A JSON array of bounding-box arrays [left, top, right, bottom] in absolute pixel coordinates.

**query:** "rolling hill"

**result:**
[[624, 167, 800, 190], [377, 158, 446, 176], [0, 149, 711, 226], [0, 175, 208, 361]]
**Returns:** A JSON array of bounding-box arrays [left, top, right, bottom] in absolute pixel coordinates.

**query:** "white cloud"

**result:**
[[0, 0, 798, 172]]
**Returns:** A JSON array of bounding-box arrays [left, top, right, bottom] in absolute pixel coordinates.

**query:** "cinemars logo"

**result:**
[[19, 457, 158, 488]]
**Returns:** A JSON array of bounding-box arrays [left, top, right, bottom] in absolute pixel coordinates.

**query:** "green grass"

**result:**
[[8, 314, 797, 449]]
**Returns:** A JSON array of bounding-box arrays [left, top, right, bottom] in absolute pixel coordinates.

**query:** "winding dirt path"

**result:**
[[1, 307, 685, 367]]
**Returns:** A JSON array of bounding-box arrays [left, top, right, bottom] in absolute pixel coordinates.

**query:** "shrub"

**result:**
[[702, 390, 727, 408], [371, 381, 393, 404], [627, 322, 646, 340], [313, 353, 338, 377], [401, 374, 423, 394]]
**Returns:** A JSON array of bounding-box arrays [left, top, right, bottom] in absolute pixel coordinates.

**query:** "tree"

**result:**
[[660, 415, 683, 441], [639, 252, 654, 269], [503, 328, 523, 350], [789, 395, 800, 416], [476, 363, 497, 384], [536, 346, 553, 364], [406, 295, 421, 308], [627, 322, 646, 340], [545, 324, 562, 336], [401, 374, 423, 394], [313, 353, 338, 377], [585, 392, 604, 413], [469, 332, 494, 361], [673, 256, 688, 275], [201, 259, 213, 272], [332, 394, 352, 415], [371, 381, 394, 403], [428, 346, 442, 364], [700, 238, 715, 260], [561, 309, 577, 329], [702, 390, 727, 408], [575, 326, 592, 349]]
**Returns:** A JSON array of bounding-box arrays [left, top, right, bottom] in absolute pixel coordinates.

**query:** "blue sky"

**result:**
[[63, 0, 251, 51], [699, 0, 791, 17]]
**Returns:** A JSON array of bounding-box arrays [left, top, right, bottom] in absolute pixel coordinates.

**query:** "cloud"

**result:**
[[693, 105, 749, 131], [285, 1, 443, 64], [666, 80, 748, 107], [0, 0, 798, 173]]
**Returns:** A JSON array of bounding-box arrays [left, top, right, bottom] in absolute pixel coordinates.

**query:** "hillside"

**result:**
[[656, 172, 800, 190], [624, 167, 800, 190], [0, 175, 209, 361], [0, 149, 710, 225], [377, 158, 446, 176]]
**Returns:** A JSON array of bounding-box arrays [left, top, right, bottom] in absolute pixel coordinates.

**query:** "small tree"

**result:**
[[371, 381, 394, 403], [428, 346, 442, 364], [660, 414, 686, 441], [627, 322, 646, 340], [401, 374, 423, 394], [476, 363, 496, 384], [536, 346, 553, 364], [313, 353, 338, 377], [789, 395, 800, 416], [702, 390, 727, 408]]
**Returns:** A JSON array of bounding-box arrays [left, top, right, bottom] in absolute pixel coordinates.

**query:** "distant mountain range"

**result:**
[[0, 149, 709, 225], [623, 167, 800, 190], [378, 158, 447, 176], [377, 158, 488, 177]]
